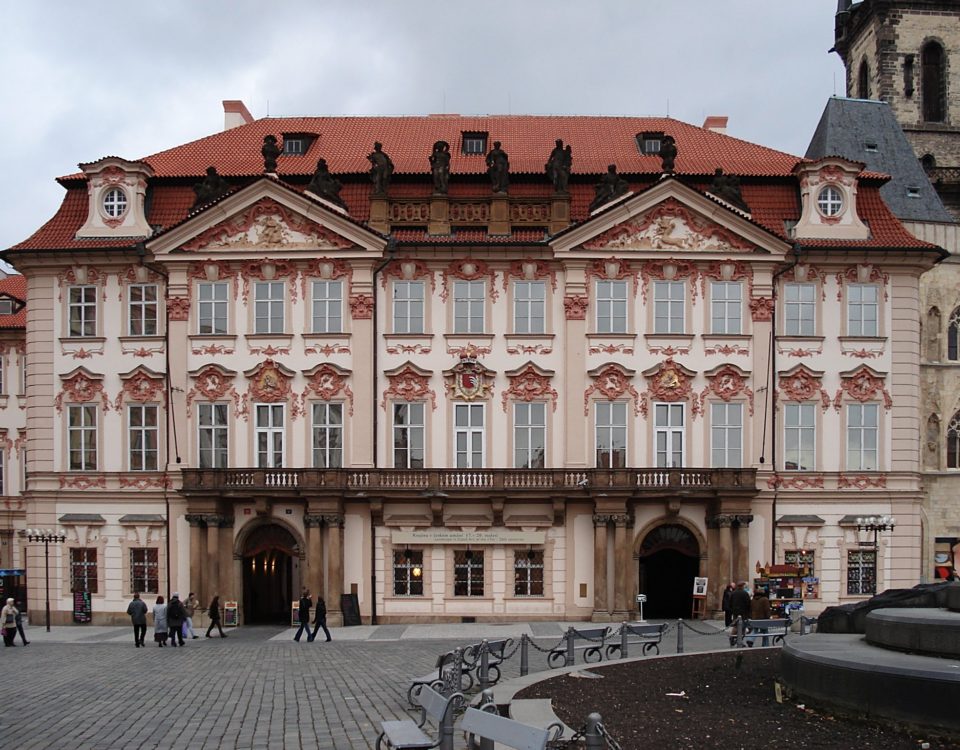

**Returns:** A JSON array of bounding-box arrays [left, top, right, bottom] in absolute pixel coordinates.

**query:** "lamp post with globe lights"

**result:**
[[23, 528, 66, 631], [855, 515, 896, 595]]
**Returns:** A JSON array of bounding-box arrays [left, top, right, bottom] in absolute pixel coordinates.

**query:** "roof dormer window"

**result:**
[[281, 133, 317, 156], [102, 188, 128, 218], [637, 132, 664, 155], [907, 186, 921, 198], [462, 132, 487, 155], [864, 142, 878, 153], [816, 186, 844, 217], [0, 299, 14, 315]]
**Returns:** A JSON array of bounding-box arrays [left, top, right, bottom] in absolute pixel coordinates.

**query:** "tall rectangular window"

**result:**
[[596, 280, 627, 334], [784, 549, 816, 577], [513, 281, 545, 334], [711, 402, 742, 468], [70, 548, 98, 593], [68, 405, 97, 471], [847, 403, 879, 471], [453, 280, 484, 334], [514, 402, 546, 469], [393, 549, 424, 596], [847, 549, 876, 595], [130, 548, 159, 593], [595, 401, 627, 468], [454, 550, 484, 596], [392, 281, 424, 334], [654, 403, 685, 468], [128, 404, 159, 472], [784, 283, 816, 336], [514, 550, 544, 597], [393, 402, 425, 469], [0, 451, 5, 495], [255, 404, 285, 468], [710, 281, 741, 334], [784, 403, 815, 471], [198, 282, 228, 335], [254, 281, 285, 334], [197, 403, 229, 469], [68, 286, 97, 337], [127, 284, 158, 336], [454, 403, 484, 468], [312, 402, 343, 468], [654, 280, 685, 334], [847, 284, 878, 337], [311, 280, 342, 334]]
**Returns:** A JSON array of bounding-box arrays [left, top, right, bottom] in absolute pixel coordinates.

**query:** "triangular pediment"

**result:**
[[146, 178, 387, 258], [550, 178, 791, 258]]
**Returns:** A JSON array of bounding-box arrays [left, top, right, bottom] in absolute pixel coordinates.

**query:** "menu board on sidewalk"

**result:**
[[72, 591, 92, 624], [224, 601, 238, 627]]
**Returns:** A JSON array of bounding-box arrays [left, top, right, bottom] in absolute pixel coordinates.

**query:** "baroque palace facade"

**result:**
[[0, 104, 944, 625]]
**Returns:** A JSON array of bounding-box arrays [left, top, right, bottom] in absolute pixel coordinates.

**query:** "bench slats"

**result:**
[[461, 708, 550, 750], [379, 721, 434, 748]]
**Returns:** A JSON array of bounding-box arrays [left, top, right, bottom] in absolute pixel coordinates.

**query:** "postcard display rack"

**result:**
[[753, 564, 818, 618]]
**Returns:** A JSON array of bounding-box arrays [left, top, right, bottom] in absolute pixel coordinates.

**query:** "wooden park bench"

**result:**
[[461, 707, 563, 750], [378, 684, 464, 750], [604, 622, 668, 658], [547, 626, 610, 668], [741, 618, 789, 647]]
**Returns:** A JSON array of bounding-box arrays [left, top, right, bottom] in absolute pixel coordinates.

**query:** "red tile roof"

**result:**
[[0, 275, 26, 329]]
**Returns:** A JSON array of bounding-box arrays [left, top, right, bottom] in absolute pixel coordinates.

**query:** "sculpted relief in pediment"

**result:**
[[183, 198, 353, 252], [583, 198, 754, 253]]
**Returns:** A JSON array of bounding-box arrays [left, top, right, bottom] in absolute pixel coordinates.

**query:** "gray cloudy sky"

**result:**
[[0, 0, 844, 257]]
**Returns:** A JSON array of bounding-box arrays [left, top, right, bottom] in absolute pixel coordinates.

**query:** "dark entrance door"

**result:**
[[241, 524, 296, 624], [637, 524, 700, 619]]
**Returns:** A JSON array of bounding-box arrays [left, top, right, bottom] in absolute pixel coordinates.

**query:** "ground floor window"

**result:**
[[393, 549, 423, 596], [70, 547, 98, 593], [847, 549, 876, 595], [454, 550, 484, 596], [784, 549, 815, 576], [514, 549, 544, 596], [130, 548, 159, 594]]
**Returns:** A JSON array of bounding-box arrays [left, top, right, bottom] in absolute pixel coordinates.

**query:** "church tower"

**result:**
[[833, 0, 960, 216]]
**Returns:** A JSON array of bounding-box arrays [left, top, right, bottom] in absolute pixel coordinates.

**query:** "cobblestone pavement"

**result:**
[[2, 619, 733, 749]]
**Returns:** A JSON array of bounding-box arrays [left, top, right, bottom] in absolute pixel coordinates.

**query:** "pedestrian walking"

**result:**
[[308, 596, 332, 643], [14, 601, 29, 645], [184, 592, 200, 639], [1, 598, 18, 647], [205, 595, 227, 638], [126, 592, 148, 647], [294, 588, 312, 642], [153, 595, 168, 647], [728, 581, 752, 646], [721, 581, 735, 627], [166, 592, 186, 647]]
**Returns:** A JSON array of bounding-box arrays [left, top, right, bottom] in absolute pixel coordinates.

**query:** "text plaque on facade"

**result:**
[[391, 529, 545, 545]]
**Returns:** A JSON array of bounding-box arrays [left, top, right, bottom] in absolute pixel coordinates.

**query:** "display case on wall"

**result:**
[[753, 564, 814, 618]]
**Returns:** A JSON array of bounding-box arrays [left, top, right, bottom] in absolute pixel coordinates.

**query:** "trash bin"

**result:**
[[788, 603, 804, 632]]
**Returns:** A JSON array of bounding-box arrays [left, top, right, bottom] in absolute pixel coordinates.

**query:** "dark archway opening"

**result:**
[[637, 524, 700, 619], [241, 524, 297, 624]]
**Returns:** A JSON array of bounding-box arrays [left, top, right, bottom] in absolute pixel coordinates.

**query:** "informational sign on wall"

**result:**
[[391, 529, 545, 545], [224, 600, 238, 627]]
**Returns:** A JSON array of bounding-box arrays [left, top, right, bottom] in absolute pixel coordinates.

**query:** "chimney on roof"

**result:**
[[703, 115, 728, 134], [223, 100, 254, 130]]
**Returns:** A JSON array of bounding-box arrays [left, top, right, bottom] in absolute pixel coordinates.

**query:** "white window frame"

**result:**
[[127, 283, 159, 337], [312, 402, 343, 468], [454, 403, 485, 469], [847, 283, 879, 337], [392, 281, 424, 334], [817, 186, 843, 217], [783, 282, 816, 336], [711, 402, 742, 468], [513, 550, 545, 597], [710, 281, 741, 335], [255, 403, 285, 468], [68, 285, 97, 338], [595, 280, 628, 334], [783, 403, 816, 471], [254, 281, 285, 335], [513, 402, 546, 469], [311, 280, 343, 334], [453, 280, 485, 334], [68, 405, 98, 471], [513, 280, 545, 334], [197, 403, 229, 469], [197, 282, 228, 335], [595, 401, 627, 468], [393, 402, 425, 469], [846, 403, 879, 471], [128, 404, 159, 472], [102, 188, 128, 218], [653, 280, 685, 334], [654, 402, 685, 468]]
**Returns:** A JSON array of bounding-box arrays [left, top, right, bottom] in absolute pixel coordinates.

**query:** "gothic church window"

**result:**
[[921, 41, 946, 123], [948, 412, 960, 469], [948, 308, 960, 361], [858, 59, 870, 99]]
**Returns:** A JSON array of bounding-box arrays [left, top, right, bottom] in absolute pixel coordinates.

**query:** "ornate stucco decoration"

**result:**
[[120, 265, 163, 294], [699, 363, 754, 416], [300, 363, 354, 416], [244, 360, 296, 415], [782, 264, 828, 300], [188, 260, 236, 293], [700, 259, 753, 299], [502, 258, 557, 292], [582, 199, 754, 253], [835, 263, 890, 302], [837, 474, 887, 490], [380, 256, 436, 293], [833, 366, 893, 411], [641, 357, 697, 418], [563, 294, 588, 320], [766, 475, 825, 490], [585, 258, 640, 297], [57, 265, 106, 303], [748, 296, 774, 322], [441, 257, 498, 302], [181, 198, 352, 252], [115, 367, 166, 411], [382, 362, 437, 411], [349, 294, 374, 319], [167, 297, 191, 321], [777, 365, 830, 411], [186, 364, 242, 418], [640, 258, 698, 304], [584, 363, 640, 416], [444, 346, 494, 402], [501, 362, 558, 412], [300, 257, 352, 300], [240, 259, 298, 304], [55, 367, 110, 413]]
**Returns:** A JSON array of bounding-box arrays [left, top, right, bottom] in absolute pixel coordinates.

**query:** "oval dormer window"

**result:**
[[816, 186, 843, 217], [102, 188, 128, 218]]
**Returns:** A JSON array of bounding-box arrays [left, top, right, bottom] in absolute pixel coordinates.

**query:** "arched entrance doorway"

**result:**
[[241, 523, 297, 624], [637, 524, 700, 619]]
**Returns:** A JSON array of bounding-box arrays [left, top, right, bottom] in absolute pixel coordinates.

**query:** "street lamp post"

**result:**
[[23, 528, 67, 632], [855, 515, 896, 594]]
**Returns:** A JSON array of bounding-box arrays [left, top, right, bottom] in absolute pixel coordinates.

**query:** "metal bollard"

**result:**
[[476, 689, 496, 750], [583, 712, 604, 750], [565, 626, 576, 667], [520, 634, 529, 676], [479, 639, 491, 691], [676, 619, 684, 653], [620, 622, 629, 659]]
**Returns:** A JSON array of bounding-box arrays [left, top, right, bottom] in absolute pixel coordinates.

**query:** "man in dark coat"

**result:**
[[294, 588, 312, 642], [126, 592, 148, 648], [729, 581, 752, 646], [308, 596, 332, 643], [166, 592, 186, 647]]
